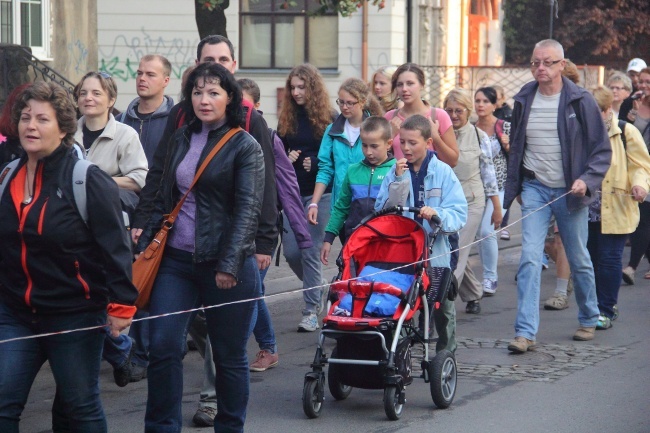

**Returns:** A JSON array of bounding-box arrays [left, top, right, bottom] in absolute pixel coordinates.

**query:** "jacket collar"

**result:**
[[125, 95, 175, 120], [74, 113, 117, 146], [328, 110, 371, 138], [514, 76, 584, 105]]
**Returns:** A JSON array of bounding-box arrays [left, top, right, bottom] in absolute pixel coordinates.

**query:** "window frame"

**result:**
[[238, 0, 337, 70], [0, 0, 51, 60]]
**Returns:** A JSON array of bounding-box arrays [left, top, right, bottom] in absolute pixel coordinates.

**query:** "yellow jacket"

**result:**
[[599, 117, 650, 234]]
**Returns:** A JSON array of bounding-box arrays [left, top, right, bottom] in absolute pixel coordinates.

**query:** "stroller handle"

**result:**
[[369, 206, 442, 226]]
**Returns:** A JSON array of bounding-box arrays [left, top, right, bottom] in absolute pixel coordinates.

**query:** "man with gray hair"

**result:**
[[503, 39, 611, 352]]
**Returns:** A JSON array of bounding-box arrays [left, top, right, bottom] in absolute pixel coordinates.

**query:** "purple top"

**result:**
[[168, 122, 222, 252]]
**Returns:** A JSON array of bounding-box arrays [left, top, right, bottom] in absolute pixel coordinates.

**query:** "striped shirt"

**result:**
[[523, 91, 566, 188]]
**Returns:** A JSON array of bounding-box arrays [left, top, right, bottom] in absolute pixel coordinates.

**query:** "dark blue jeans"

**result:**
[[102, 309, 149, 368], [251, 254, 277, 353], [145, 247, 259, 433], [587, 222, 627, 319], [0, 302, 107, 433]]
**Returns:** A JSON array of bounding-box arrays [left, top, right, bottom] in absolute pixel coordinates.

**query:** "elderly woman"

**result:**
[[607, 72, 633, 118], [589, 86, 650, 328], [0, 82, 137, 432], [73, 71, 148, 191], [138, 62, 264, 433], [444, 88, 501, 314]]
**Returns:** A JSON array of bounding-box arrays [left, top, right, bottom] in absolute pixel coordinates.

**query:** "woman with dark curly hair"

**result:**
[[277, 64, 336, 332], [0, 82, 137, 432], [137, 62, 264, 433]]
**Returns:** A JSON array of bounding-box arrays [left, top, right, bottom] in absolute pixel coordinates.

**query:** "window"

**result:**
[[0, 0, 50, 59], [239, 0, 338, 69]]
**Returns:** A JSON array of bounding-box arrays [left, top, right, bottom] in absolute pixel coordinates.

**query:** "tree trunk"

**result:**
[[195, 0, 230, 40]]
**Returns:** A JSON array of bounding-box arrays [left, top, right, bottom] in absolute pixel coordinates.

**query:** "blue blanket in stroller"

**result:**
[[337, 265, 415, 316]]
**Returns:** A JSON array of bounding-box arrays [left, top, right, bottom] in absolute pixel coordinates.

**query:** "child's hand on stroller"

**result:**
[[419, 206, 438, 221], [320, 242, 332, 265], [395, 158, 408, 176]]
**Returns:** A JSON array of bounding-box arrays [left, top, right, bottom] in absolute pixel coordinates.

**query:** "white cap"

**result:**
[[627, 58, 647, 73]]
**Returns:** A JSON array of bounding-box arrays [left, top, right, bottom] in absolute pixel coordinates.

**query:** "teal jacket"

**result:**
[[316, 112, 371, 207], [324, 157, 396, 243]]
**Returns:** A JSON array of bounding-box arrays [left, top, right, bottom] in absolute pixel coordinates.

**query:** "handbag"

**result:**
[[133, 127, 242, 310]]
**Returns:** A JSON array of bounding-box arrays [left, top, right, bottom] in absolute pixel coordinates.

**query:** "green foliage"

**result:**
[[504, 0, 650, 66], [312, 0, 386, 17]]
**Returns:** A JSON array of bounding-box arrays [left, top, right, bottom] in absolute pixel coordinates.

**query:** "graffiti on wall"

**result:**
[[99, 29, 199, 81], [65, 30, 89, 75]]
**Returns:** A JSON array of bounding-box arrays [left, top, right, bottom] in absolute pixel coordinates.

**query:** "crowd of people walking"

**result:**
[[0, 34, 649, 433]]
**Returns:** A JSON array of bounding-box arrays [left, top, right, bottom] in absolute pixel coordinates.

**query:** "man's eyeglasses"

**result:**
[[336, 99, 359, 108], [444, 108, 468, 116], [530, 59, 563, 69]]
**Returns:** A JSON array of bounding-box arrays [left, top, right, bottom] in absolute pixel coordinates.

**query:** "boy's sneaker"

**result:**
[[544, 293, 568, 310], [482, 279, 497, 296], [500, 229, 510, 241], [250, 350, 279, 372], [596, 314, 612, 330], [298, 313, 319, 332]]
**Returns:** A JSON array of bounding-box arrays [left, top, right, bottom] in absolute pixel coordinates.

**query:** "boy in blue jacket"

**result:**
[[375, 114, 467, 353], [320, 116, 395, 264]]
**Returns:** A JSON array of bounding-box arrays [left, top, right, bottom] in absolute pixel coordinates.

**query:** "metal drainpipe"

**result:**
[[362, 2, 368, 81], [407, 0, 412, 63]]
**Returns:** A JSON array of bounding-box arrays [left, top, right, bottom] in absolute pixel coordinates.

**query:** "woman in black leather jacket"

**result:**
[[138, 62, 264, 433]]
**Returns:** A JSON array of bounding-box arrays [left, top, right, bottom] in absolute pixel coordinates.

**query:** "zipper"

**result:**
[[75, 260, 91, 299], [37, 198, 48, 235], [367, 167, 375, 197], [16, 162, 42, 307]]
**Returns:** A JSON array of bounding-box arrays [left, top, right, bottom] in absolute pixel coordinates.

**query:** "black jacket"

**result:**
[[0, 145, 137, 315], [138, 123, 264, 278], [133, 100, 278, 256]]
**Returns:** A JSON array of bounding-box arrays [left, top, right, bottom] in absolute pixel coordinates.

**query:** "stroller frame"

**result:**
[[302, 206, 457, 421]]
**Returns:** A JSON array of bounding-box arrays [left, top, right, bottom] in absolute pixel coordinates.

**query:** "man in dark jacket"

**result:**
[[131, 35, 279, 428], [503, 39, 611, 353]]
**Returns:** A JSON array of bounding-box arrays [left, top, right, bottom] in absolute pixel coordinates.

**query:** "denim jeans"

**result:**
[[145, 247, 259, 433], [282, 193, 330, 315], [252, 255, 277, 353], [587, 222, 627, 319], [0, 302, 107, 433], [478, 190, 506, 281], [102, 310, 149, 368], [516, 179, 599, 340]]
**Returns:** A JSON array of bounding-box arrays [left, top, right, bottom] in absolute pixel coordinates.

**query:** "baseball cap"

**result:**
[[627, 58, 647, 73]]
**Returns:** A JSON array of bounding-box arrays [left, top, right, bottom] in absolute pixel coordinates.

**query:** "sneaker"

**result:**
[[596, 315, 612, 330], [249, 350, 279, 372], [465, 300, 481, 314], [316, 279, 329, 316], [192, 406, 217, 427], [507, 336, 536, 353], [612, 305, 619, 321], [298, 313, 319, 332], [622, 266, 635, 285], [544, 293, 568, 310], [500, 229, 510, 241], [129, 363, 147, 382], [541, 253, 549, 270], [573, 326, 596, 341], [113, 340, 134, 387], [482, 279, 497, 297]]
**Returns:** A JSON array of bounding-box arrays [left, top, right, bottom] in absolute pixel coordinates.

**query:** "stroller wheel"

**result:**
[[429, 350, 457, 409], [328, 349, 353, 400], [383, 385, 404, 420], [302, 378, 323, 419]]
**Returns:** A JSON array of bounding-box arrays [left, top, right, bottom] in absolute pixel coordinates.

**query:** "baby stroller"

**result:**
[[302, 206, 457, 421]]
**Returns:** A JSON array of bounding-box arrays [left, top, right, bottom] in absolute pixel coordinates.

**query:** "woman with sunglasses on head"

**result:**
[[474, 86, 510, 296], [385, 62, 459, 167], [277, 64, 337, 332], [73, 71, 148, 192], [444, 88, 500, 315]]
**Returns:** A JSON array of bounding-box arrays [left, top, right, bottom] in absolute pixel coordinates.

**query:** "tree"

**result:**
[[504, 0, 650, 67]]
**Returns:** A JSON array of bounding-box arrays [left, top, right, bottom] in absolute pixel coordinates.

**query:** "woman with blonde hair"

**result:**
[[372, 66, 401, 112], [385, 62, 458, 166], [444, 88, 500, 314], [589, 86, 650, 328], [277, 64, 336, 332]]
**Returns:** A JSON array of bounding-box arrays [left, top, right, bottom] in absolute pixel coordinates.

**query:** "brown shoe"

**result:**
[[573, 327, 596, 341], [249, 350, 279, 372], [507, 336, 536, 353]]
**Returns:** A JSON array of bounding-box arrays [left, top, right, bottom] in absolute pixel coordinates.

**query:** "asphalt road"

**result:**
[[18, 203, 650, 432]]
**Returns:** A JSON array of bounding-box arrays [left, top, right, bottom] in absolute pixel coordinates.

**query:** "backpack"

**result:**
[[0, 158, 131, 229]]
